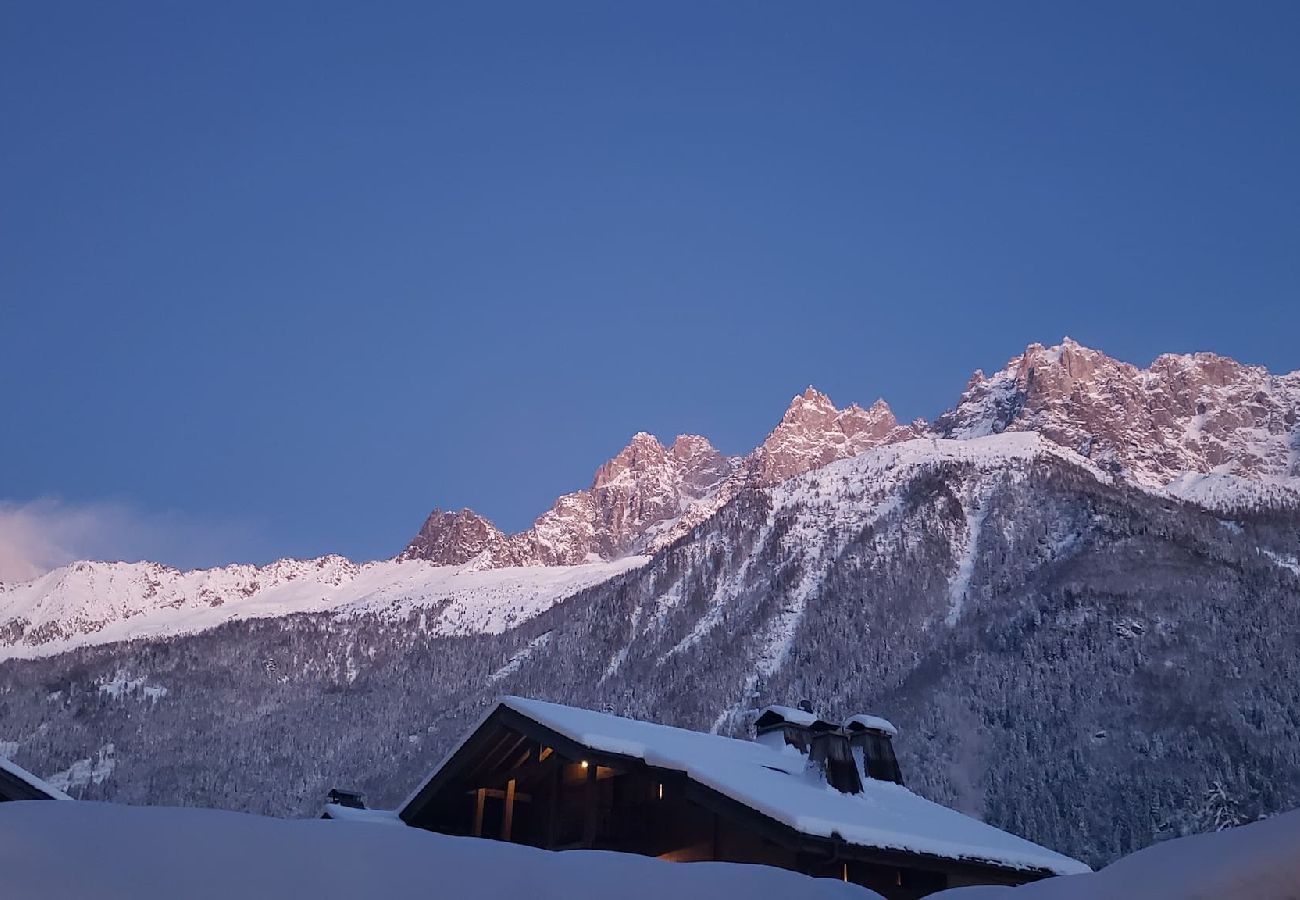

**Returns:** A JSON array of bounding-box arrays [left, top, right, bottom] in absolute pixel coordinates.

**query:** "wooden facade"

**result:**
[[398, 706, 1047, 900]]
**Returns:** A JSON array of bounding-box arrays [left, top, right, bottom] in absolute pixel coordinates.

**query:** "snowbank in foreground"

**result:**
[[934, 808, 1300, 900], [0, 801, 876, 900]]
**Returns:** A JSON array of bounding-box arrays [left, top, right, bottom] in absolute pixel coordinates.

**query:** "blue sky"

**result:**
[[3, 1, 1298, 570]]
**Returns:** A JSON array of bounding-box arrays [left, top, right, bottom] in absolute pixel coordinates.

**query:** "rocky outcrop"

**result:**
[[399, 509, 506, 566], [404, 340, 1300, 568], [750, 388, 924, 486], [402, 389, 927, 568], [935, 338, 1300, 494], [402, 433, 736, 568], [645, 389, 924, 552]]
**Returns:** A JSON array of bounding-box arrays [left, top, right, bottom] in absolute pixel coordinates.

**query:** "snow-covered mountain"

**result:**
[[0, 555, 643, 660], [404, 339, 1300, 571], [3, 338, 1299, 870], [401, 388, 924, 568], [6, 423, 1298, 870], [3, 338, 1297, 661], [401, 432, 734, 567], [936, 338, 1300, 507]]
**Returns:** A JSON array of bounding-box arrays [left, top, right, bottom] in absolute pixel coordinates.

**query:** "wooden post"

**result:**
[[545, 761, 561, 848], [472, 787, 486, 838], [502, 778, 516, 842], [582, 763, 598, 847]]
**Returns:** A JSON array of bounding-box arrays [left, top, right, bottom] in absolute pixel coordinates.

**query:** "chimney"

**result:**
[[808, 729, 863, 794], [844, 715, 904, 785], [753, 703, 835, 755], [754, 704, 863, 794]]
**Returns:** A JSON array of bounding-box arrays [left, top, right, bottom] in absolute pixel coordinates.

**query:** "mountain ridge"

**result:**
[[3, 338, 1298, 660], [5, 424, 1297, 869], [404, 337, 1300, 567]]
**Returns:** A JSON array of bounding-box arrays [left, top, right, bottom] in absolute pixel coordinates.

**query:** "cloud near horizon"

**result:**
[[0, 499, 264, 583]]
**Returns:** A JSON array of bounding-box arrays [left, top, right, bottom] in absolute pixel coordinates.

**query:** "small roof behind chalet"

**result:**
[[0, 755, 72, 802], [400, 697, 1089, 877]]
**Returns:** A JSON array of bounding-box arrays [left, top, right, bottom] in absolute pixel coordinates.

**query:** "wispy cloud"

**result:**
[[0, 499, 264, 583]]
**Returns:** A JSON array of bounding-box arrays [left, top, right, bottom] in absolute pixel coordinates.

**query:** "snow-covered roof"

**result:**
[[755, 704, 827, 729], [0, 754, 73, 802], [322, 803, 403, 826], [498, 697, 1089, 877], [844, 714, 898, 737]]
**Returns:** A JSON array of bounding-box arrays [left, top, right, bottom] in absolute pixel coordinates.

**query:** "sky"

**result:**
[[3, 1, 1299, 574]]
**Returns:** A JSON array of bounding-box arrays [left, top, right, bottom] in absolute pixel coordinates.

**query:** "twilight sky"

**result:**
[[3, 1, 1299, 572]]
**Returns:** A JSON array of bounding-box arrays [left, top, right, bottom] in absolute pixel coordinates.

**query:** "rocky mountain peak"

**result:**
[[1013, 337, 1126, 385], [937, 339, 1300, 492], [592, 432, 670, 490], [779, 386, 838, 427], [402, 340, 1300, 571], [398, 508, 505, 566], [751, 388, 919, 486], [403, 431, 736, 568]]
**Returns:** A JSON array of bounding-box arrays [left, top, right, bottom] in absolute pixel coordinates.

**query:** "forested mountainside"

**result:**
[[3, 434, 1298, 869]]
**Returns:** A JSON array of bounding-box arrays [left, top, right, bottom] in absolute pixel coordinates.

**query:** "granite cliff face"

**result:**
[[748, 389, 923, 486], [935, 338, 1300, 507], [401, 388, 924, 567], [399, 509, 505, 566], [402, 433, 735, 568], [403, 339, 1300, 570], [11, 339, 1296, 657]]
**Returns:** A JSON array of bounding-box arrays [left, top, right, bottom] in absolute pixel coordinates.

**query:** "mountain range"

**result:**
[[1, 338, 1297, 869], [403, 336, 1300, 568]]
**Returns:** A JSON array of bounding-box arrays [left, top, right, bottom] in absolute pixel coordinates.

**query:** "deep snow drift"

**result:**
[[0, 801, 874, 900], [2, 801, 1298, 899], [932, 808, 1300, 899]]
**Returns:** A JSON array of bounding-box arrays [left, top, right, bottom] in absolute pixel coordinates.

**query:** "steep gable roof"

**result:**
[[400, 697, 1088, 877]]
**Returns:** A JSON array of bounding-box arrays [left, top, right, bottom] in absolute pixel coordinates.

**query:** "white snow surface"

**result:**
[[502, 697, 1089, 876], [931, 807, 1300, 900], [1165, 471, 1300, 511], [1262, 548, 1300, 577], [0, 556, 645, 660], [0, 801, 875, 900], [45, 744, 116, 793]]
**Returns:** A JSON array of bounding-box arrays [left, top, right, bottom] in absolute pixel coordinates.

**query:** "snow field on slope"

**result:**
[[0, 556, 646, 659]]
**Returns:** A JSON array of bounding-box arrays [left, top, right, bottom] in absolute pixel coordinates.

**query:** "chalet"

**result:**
[[324, 698, 1089, 899], [0, 756, 71, 803]]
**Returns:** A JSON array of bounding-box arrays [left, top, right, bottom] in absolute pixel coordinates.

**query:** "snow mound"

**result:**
[[932, 808, 1300, 900], [0, 801, 877, 900]]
